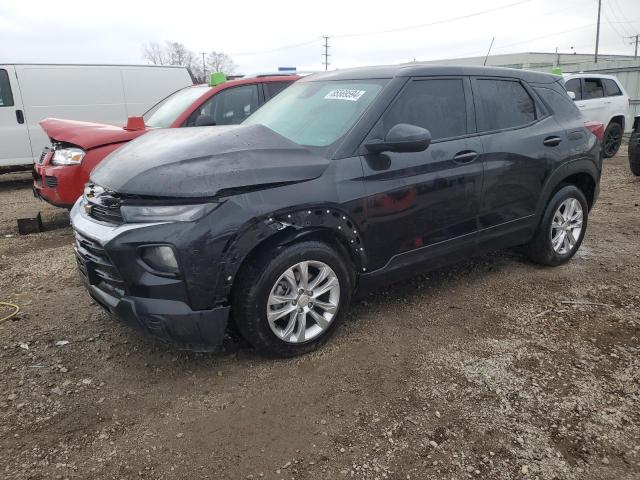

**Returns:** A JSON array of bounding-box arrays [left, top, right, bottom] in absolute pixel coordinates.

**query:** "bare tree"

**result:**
[[206, 51, 237, 76], [141, 42, 236, 83], [141, 41, 167, 65], [165, 42, 197, 69]]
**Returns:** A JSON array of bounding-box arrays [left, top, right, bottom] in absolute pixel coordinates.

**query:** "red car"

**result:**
[[33, 75, 299, 208]]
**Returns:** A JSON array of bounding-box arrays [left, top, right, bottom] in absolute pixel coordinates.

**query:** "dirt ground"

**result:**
[[0, 151, 638, 480]]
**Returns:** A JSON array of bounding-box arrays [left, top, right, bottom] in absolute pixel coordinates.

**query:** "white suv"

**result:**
[[563, 73, 631, 158]]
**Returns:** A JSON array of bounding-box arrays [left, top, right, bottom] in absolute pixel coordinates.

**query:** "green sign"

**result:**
[[210, 72, 227, 86]]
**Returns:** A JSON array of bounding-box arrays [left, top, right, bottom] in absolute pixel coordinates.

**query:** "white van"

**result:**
[[0, 64, 193, 171]]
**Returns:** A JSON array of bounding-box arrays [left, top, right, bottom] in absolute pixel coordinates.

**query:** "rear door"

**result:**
[[0, 66, 33, 167], [471, 77, 568, 247]]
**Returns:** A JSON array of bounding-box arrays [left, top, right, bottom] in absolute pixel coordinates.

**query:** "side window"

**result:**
[[0, 69, 14, 107], [475, 79, 536, 132], [565, 78, 582, 100], [602, 79, 622, 97], [189, 84, 259, 126], [264, 81, 292, 100], [583, 78, 604, 99], [381, 78, 467, 141]]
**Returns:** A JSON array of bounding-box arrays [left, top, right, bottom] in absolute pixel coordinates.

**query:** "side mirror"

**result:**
[[567, 91, 576, 100], [364, 123, 431, 154]]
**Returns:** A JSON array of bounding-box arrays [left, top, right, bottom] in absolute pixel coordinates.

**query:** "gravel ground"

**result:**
[[0, 152, 639, 480]]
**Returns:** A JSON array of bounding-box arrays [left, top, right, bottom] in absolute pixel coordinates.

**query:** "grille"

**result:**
[[73, 230, 125, 297], [44, 176, 57, 188], [38, 148, 49, 164], [89, 203, 124, 224], [85, 185, 124, 225]]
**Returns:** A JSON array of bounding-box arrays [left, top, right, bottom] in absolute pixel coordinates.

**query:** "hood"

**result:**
[[40, 118, 147, 150], [90, 124, 330, 198]]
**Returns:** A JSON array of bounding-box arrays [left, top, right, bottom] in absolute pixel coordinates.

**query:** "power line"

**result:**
[[229, 39, 318, 56], [333, 0, 532, 39], [228, 0, 533, 57]]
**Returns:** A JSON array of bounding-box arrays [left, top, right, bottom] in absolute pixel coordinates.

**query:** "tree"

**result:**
[[141, 41, 167, 65], [206, 51, 237, 76], [141, 42, 236, 83]]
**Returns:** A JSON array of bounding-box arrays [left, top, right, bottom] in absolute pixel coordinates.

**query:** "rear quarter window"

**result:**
[[0, 69, 14, 107], [475, 79, 536, 132], [602, 79, 622, 97], [533, 86, 581, 122], [264, 81, 293, 99]]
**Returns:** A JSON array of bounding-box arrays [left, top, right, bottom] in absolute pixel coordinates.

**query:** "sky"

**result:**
[[1, 0, 639, 74]]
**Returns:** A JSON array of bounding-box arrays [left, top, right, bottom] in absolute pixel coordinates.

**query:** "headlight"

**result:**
[[140, 245, 179, 274], [120, 203, 218, 223], [52, 147, 85, 165]]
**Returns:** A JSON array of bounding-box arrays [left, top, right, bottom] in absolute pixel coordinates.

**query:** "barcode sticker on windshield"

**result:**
[[324, 89, 366, 101]]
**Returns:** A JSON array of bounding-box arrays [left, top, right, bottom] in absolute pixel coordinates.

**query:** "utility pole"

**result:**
[[595, 0, 602, 63], [200, 52, 207, 83], [628, 34, 639, 58], [322, 36, 330, 71]]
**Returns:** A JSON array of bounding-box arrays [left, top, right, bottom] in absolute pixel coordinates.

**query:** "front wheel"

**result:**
[[232, 241, 352, 357], [523, 185, 589, 266], [602, 122, 623, 158]]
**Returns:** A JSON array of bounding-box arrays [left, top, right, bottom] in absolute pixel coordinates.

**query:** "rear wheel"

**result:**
[[629, 129, 640, 176], [232, 241, 352, 357], [602, 122, 623, 158], [523, 185, 588, 266]]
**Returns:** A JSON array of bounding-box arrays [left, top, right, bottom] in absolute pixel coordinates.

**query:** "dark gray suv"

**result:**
[[71, 65, 602, 356]]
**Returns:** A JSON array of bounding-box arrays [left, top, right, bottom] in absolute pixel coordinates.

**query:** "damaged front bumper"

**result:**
[[70, 200, 230, 350]]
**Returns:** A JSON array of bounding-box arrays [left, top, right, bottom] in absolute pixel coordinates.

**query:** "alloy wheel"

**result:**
[[266, 261, 340, 343], [604, 128, 622, 157], [550, 198, 583, 255]]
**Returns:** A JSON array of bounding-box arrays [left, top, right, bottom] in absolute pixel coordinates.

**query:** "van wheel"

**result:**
[[523, 185, 589, 266], [232, 241, 352, 357], [630, 130, 640, 176], [602, 122, 623, 158]]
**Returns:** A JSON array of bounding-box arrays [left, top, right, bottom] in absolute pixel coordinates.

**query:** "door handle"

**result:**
[[453, 150, 479, 164], [543, 136, 562, 147], [15, 109, 24, 124]]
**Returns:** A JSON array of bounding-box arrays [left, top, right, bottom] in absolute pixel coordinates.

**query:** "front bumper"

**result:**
[[33, 161, 84, 208], [70, 200, 230, 350]]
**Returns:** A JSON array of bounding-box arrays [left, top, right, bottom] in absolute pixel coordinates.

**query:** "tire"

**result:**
[[523, 185, 589, 266], [602, 122, 623, 159], [629, 129, 640, 176], [232, 240, 353, 357]]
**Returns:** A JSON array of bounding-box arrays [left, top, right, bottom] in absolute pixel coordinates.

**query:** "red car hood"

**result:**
[[40, 118, 148, 150]]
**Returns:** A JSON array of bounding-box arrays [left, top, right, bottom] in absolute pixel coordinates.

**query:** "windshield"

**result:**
[[243, 79, 387, 148], [143, 85, 210, 128]]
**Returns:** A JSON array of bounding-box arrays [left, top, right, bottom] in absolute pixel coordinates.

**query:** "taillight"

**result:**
[[584, 121, 605, 141]]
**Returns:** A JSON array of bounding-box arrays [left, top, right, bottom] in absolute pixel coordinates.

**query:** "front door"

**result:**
[[360, 76, 483, 271], [0, 66, 33, 167]]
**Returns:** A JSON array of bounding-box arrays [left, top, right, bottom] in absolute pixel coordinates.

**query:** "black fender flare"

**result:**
[[214, 206, 367, 302], [535, 158, 600, 221]]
